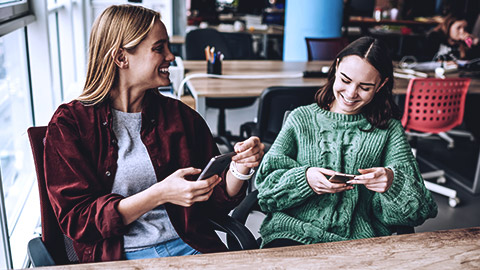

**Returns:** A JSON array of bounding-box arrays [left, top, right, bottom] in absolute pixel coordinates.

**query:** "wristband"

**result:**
[[229, 161, 255, 181]]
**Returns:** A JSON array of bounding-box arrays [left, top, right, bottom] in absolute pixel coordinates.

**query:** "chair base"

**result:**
[[422, 170, 460, 207]]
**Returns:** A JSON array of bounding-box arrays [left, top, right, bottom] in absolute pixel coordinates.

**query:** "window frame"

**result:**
[[0, 1, 34, 36]]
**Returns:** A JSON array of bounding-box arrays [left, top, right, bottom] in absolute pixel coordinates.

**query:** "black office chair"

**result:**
[[185, 28, 257, 151], [240, 86, 321, 148], [26, 126, 257, 267], [305, 37, 349, 61]]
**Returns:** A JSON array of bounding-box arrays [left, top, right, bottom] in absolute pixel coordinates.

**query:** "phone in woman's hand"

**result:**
[[197, 152, 236, 180], [327, 173, 356, 184]]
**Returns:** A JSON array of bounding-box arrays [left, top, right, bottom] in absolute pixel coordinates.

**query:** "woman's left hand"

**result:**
[[231, 136, 265, 173], [346, 167, 394, 193]]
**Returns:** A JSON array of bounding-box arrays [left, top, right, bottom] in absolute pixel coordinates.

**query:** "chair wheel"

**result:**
[[448, 197, 460, 207], [436, 176, 446, 184]]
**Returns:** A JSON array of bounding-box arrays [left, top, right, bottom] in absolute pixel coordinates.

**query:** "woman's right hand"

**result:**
[[154, 167, 222, 207], [306, 167, 354, 195]]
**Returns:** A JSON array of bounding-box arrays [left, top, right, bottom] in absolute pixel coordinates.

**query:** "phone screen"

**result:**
[[197, 152, 236, 181], [328, 173, 356, 184]]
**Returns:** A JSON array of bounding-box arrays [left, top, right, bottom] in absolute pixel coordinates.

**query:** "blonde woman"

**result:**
[[44, 5, 264, 263]]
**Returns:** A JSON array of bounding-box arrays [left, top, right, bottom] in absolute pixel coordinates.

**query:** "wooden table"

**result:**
[[39, 227, 480, 269], [348, 16, 439, 28], [183, 60, 480, 117], [183, 60, 328, 116]]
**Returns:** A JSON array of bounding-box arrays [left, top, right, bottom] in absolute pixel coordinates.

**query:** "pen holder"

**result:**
[[207, 60, 222, 75]]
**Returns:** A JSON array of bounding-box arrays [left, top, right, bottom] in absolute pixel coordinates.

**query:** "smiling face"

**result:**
[[330, 55, 383, 115], [124, 20, 175, 89]]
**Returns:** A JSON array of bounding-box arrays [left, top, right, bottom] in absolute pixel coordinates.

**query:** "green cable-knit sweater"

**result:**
[[255, 104, 438, 247]]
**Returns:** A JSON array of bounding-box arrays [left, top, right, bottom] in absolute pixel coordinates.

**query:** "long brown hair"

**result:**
[[315, 36, 401, 130], [77, 5, 160, 105], [434, 14, 468, 59]]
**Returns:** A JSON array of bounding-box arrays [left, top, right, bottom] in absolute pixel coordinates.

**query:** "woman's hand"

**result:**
[[231, 136, 265, 174], [306, 167, 354, 195], [155, 167, 222, 207], [347, 167, 394, 193], [118, 167, 222, 225], [224, 136, 265, 197]]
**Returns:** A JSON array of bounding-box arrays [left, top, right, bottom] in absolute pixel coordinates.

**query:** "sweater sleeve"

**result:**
[[255, 110, 316, 213], [372, 120, 438, 227], [44, 106, 128, 243]]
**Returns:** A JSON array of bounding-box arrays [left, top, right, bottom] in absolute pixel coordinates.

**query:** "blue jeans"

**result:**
[[125, 238, 201, 260]]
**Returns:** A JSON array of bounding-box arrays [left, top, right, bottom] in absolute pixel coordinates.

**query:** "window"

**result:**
[[0, 0, 89, 268], [0, 0, 30, 25], [0, 27, 36, 270]]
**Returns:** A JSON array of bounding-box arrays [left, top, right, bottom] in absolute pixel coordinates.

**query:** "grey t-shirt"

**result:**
[[110, 109, 179, 251]]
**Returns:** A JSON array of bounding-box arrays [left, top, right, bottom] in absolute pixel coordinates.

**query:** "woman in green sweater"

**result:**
[[255, 36, 438, 248]]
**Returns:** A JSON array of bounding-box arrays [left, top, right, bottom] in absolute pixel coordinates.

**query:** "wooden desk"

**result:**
[[348, 16, 438, 28], [170, 35, 185, 45], [184, 60, 328, 117], [184, 60, 480, 117], [40, 227, 480, 269]]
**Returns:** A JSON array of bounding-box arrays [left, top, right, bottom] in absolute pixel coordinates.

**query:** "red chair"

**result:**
[[401, 78, 471, 207], [26, 126, 78, 266], [305, 37, 349, 61]]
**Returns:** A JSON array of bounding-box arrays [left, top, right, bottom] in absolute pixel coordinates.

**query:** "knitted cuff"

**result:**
[[294, 165, 316, 197], [381, 166, 404, 201]]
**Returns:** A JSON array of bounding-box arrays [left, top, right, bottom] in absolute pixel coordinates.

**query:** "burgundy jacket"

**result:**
[[44, 91, 246, 263]]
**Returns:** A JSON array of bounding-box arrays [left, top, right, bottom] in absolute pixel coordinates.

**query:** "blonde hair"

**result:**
[[77, 5, 160, 105]]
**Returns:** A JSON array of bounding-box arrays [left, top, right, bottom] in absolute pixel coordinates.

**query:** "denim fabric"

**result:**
[[125, 238, 201, 260]]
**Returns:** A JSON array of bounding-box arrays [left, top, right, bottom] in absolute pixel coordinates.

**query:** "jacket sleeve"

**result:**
[[255, 110, 316, 213], [372, 120, 438, 227], [44, 106, 128, 244]]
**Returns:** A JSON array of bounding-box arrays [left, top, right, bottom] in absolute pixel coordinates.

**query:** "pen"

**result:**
[[210, 46, 215, 62], [205, 46, 210, 62]]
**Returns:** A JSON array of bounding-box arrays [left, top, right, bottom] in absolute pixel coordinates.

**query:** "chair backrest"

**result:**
[[401, 78, 471, 133], [185, 28, 254, 60], [256, 86, 320, 144], [185, 28, 232, 60], [305, 37, 349, 61], [186, 28, 256, 61], [27, 126, 78, 265], [220, 32, 254, 60]]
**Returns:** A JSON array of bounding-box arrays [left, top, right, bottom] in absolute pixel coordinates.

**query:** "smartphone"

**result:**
[[197, 152, 236, 181], [327, 173, 356, 184]]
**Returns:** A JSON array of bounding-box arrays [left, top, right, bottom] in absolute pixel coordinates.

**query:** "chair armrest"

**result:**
[[208, 214, 258, 251], [214, 136, 235, 152], [239, 122, 258, 140], [231, 190, 260, 224], [27, 237, 56, 267]]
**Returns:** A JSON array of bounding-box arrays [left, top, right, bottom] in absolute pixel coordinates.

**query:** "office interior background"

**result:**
[[0, 0, 479, 268]]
